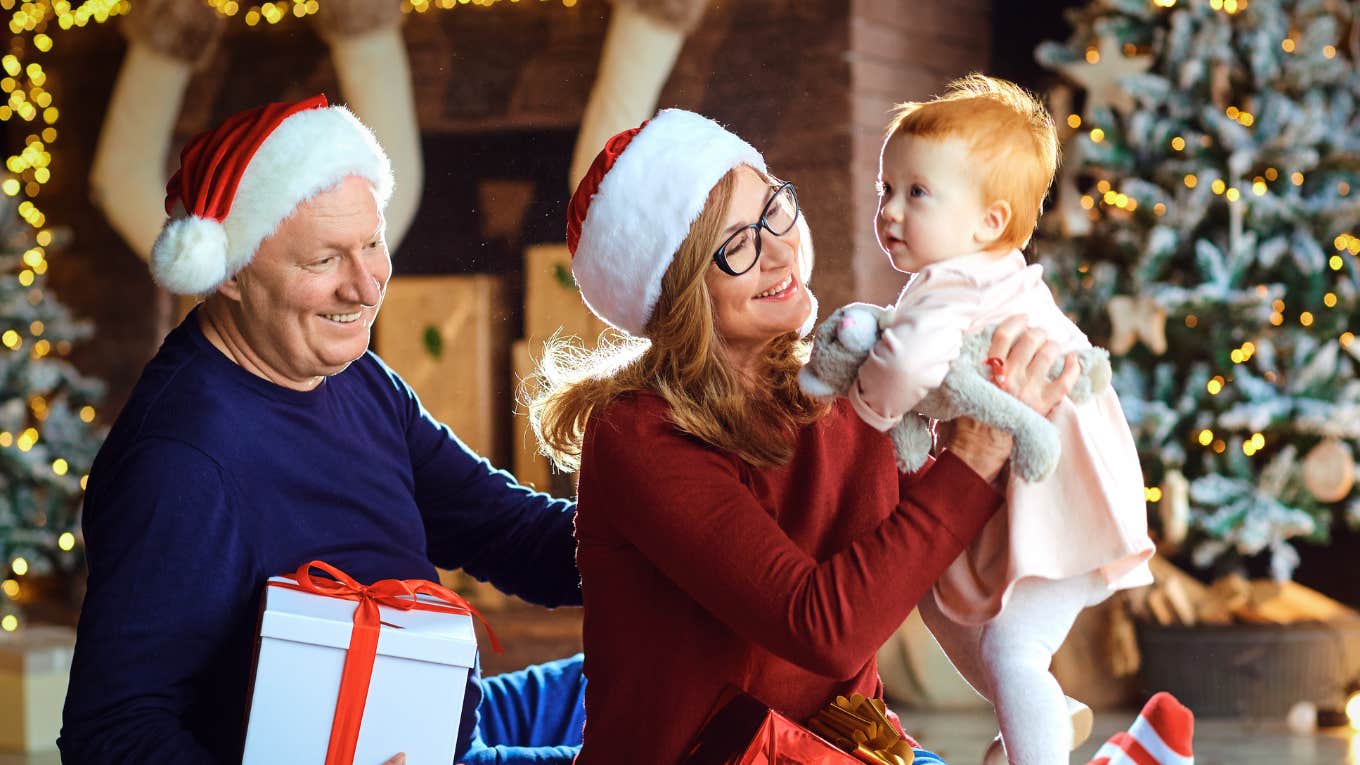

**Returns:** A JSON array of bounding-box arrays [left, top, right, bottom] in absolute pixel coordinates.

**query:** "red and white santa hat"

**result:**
[[568, 109, 800, 337], [150, 94, 393, 295]]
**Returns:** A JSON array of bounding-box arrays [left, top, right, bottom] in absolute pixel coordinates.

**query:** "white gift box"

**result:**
[[241, 574, 479, 765], [0, 624, 75, 753]]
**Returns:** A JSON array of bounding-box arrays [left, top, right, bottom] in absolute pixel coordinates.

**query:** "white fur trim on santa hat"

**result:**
[[572, 109, 767, 336], [151, 105, 394, 295]]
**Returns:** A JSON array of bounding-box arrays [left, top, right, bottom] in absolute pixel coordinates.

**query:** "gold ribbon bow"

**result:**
[[807, 693, 915, 765]]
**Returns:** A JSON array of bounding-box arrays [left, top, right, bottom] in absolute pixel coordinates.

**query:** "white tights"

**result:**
[[918, 574, 1110, 765]]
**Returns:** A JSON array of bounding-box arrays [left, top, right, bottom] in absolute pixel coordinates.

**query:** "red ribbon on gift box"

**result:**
[[270, 560, 503, 765]]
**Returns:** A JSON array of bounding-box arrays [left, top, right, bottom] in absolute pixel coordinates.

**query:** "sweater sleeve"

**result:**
[[580, 405, 1001, 680], [398, 377, 580, 608], [851, 268, 983, 430], [60, 440, 255, 764]]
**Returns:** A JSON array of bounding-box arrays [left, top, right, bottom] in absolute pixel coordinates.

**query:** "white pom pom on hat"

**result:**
[[150, 94, 394, 295], [150, 216, 229, 295]]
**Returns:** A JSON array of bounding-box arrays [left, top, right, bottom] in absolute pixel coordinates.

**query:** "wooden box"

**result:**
[[376, 275, 511, 467], [524, 243, 608, 351], [0, 625, 75, 753], [511, 340, 552, 493]]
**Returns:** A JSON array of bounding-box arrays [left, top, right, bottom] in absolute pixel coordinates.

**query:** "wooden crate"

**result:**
[[376, 275, 511, 467], [524, 243, 609, 351], [511, 340, 552, 492]]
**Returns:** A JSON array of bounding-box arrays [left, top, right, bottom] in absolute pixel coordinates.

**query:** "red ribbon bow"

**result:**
[[274, 560, 503, 765]]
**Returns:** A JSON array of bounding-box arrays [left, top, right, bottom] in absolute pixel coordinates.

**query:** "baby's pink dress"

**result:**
[[849, 250, 1154, 624]]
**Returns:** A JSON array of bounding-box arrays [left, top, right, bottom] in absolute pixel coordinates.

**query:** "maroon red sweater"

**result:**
[[573, 393, 1003, 764]]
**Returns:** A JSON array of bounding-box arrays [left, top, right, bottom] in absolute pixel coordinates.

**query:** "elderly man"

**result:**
[[60, 96, 584, 764]]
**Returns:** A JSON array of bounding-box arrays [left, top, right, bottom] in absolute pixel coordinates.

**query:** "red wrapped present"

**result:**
[[679, 690, 857, 765], [681, 689, 916, 765]]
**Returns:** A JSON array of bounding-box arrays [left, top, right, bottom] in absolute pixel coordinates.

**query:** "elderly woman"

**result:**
[[531, 111, 1195, 765], [60, 96, 584, 765]]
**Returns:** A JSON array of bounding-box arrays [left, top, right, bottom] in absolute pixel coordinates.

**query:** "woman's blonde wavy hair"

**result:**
[[527, 168, 828, 472]]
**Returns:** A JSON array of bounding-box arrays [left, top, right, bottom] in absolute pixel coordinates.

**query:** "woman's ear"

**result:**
[[976, 200, 1013, 247]]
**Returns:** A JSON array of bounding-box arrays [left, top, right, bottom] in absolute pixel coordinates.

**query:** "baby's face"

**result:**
[[875, 133, 991, 273]]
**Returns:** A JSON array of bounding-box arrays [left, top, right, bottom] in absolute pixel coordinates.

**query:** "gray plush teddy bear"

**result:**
[[798, 303, 1112, 482]]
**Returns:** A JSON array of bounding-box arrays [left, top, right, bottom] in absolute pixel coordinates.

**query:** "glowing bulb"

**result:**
[[1185, 315, 1198, 328], [52, 458, 67, 475], [1154, 203, 1167, 216], [1231, 349, 1244, 364], [1212, 179, 1227, 195], [1207, 378, 1223, 395], [1332, 255, 1345, 271], [1300, 311, 1314, 327], [1090, 128, 1105, 143], [57, 532, 75, 551], [1282, 38, 1296, 53], [10, 558, 27, 576], [1325, 293, 1338, 308], [1226, 187, 1240, 202], [1, 614, 15, 632], [1346, 691, 1360, 731], [1067, 114, 1081, 129], [0, 579, 17, 598], [1085, 46, 1100, 64], [1198, 429, 1214, 446], [1252, 180, 1267, 196], [1171, 136, 1185, 151], [1291, 171, 1304, 186], [1080, 195, 1094, 209], [1184, 174, 1198, 189], [1324, 45, 1337, 59]]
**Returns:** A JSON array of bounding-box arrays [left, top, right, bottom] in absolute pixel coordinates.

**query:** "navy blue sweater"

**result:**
[[59, 312, 580, 763]]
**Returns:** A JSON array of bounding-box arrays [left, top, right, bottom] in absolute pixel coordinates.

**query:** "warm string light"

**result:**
[[1229, 341, 1256, 364], [1144, 486, 1163, 502], [1225, 105, 1254, 127]]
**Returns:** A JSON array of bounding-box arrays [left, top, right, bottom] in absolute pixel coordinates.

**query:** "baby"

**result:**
[[850, 75, 1156, 765]]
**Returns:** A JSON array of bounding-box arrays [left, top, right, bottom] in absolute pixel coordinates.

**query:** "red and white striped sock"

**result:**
[[1086, 692, 1194, 765]]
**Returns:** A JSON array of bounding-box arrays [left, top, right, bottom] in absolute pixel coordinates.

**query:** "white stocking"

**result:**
[[920, 574, 1109, 765]]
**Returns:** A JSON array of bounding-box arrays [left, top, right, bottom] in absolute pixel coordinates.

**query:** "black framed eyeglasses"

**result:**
[[712, 181, 800, 276]]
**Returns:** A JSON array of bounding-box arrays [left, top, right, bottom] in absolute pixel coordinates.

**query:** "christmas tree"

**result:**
[[1035, 0, 1360, 581], [0, 182, 103, 631]]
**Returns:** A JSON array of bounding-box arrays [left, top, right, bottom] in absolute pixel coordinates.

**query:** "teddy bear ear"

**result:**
[[798, 367, 838, 399]]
